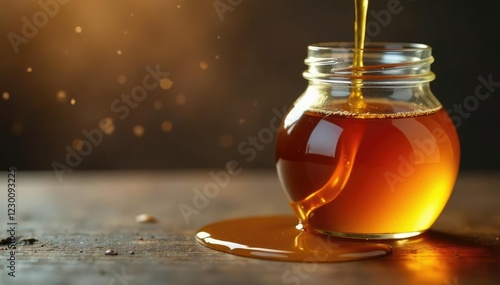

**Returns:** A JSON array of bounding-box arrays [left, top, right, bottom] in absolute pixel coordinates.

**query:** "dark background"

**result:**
[[0, 0, 499, 171]]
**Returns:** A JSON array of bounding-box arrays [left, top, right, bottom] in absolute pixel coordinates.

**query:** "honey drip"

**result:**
[[349, 0, 369, 111], [289, 0, 370, 227]]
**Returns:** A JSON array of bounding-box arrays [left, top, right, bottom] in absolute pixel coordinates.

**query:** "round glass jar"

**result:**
[[275, 42, 460, 239]]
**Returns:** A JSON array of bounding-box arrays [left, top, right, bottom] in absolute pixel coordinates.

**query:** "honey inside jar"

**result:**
[[276, 100, 460, 238]]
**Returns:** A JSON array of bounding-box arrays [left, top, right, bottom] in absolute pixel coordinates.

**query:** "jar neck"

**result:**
[[303, 42, 435, 86]]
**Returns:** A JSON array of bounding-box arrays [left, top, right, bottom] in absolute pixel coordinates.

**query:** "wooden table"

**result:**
[[0, 170, 499, 285]]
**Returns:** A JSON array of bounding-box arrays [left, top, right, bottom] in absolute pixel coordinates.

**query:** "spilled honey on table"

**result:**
[[196, 216, 391, 262]]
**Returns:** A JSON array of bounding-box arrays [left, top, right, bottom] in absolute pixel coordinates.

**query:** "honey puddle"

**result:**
[[196, 216, 391, 262]]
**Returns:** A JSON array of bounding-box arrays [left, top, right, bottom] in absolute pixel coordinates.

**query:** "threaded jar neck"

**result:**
[[303, 42, 435, 86]]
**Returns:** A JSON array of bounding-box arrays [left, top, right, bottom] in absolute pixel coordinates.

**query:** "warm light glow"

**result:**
[[175, 94, 186, 105], [2, 92, 10, 100], [72, 139, 84, 151], [199, 61, 208, 70], [116, 50, 122, 55], [99, 117, 115, 135], [56, 90, 67, 102], [133, 125, 145, 137], [70, 98, 76, 105], [75, 26, 83, 33], [26, 67, 33, 72], [219, 134, 233, 148], [153, 100, 163, 110], [12, 123, 23, 136], [159, 78, 173, 90], [161, 120, 173, 132], [117, 74, 127, 84]]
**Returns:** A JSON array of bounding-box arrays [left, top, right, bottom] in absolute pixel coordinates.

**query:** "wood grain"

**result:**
[[0, 170, 498, 285]]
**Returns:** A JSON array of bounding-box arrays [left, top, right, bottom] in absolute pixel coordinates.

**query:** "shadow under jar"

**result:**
[[275, 42, 460, 239]]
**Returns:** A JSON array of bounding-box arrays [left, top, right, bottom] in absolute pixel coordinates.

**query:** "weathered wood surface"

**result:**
[[0, 170, 499, 285]]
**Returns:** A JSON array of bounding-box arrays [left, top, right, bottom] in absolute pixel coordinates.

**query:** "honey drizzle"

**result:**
[[348, 0, 369, 111]]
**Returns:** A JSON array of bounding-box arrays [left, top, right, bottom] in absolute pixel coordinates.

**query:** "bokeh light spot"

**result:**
[[161, 120, 173, 132], [153, 100, 163, 110], [117, 74, 127, 84], [56, 90, 67, 102], [99, 117, 115, 135], [133, 125, 145, 137], [199, 61, 208, 70], [219, 134, 234, 148], [159, 78, 173, 90], [75, 26, 83, 33], [2, 92, 10, 100], [12, 123, 23, 136], [176, 94, 186, 105]]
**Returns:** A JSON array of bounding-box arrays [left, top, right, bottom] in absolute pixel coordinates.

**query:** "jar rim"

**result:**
[[308, 42, 432, 52], [304, 42, 435, 85]]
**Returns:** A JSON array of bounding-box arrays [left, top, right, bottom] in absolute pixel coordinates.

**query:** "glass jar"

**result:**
[[275, 42, 460, 239]]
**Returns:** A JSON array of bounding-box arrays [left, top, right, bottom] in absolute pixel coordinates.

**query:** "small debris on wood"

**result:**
[[129, 251, 135, 255], [21, 237, 39, 245], [0, 237, 13, 245], [138, 237, 143, 240], [135, 214, 158, 224], [104, 249, 118, 256]]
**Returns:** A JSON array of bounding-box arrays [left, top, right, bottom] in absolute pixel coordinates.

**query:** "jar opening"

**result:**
[[304, 42, 435, 85]]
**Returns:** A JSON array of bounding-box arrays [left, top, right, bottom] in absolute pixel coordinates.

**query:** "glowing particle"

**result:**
[[27, 67, 33, 72], [99, 117, 115, 135], [199, 61, 208, 70], [175, 94, 186, 105], [252, 100, 258, 107], [116, 50, 122, 55], [133, 125, 144, 137], [56, 90, 67, 102], [12, 123, 23, 136], [2, 92, 10, 100], [176, 4, 181, 8], [159, 78, 173, 90], [75, 26, 82, 33], [130, 12, 134, 17], [117, 74, 127, 84], [215, 55, 220, 60], [72, 139, 84, 151], [239, 119, 245, 125], [216, 36, 221, 39], [219, 134, 233, 148], [153, 100, 163, 110], [70, 98, 76, 105], [161, 120, 173, 132]]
